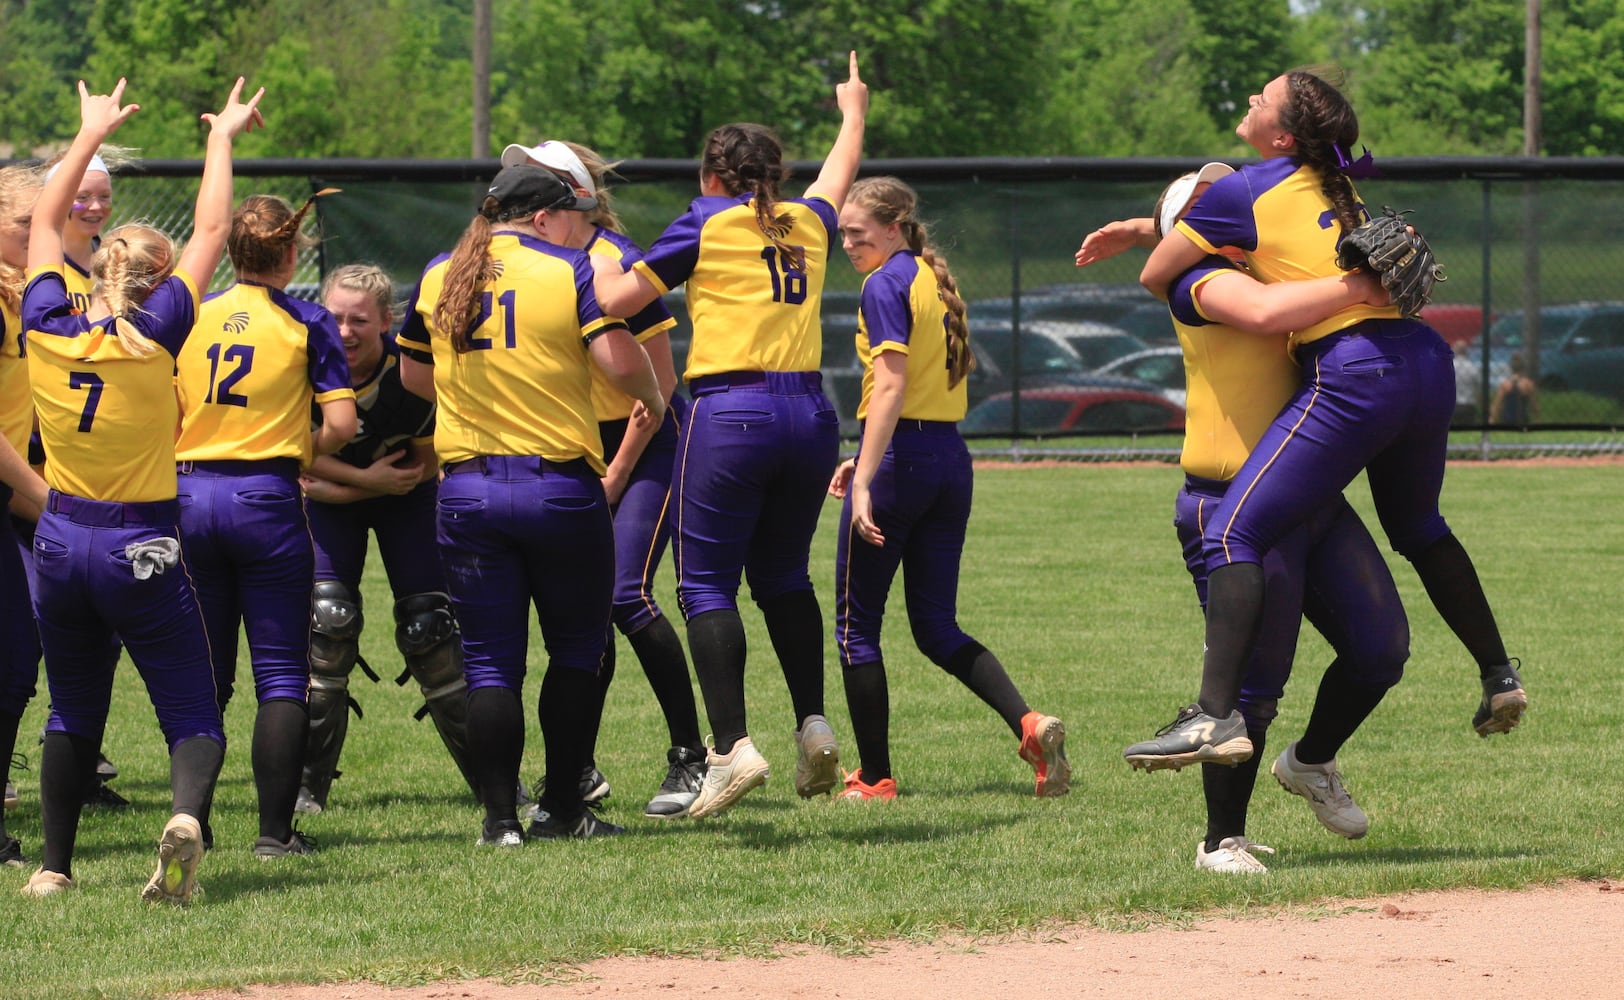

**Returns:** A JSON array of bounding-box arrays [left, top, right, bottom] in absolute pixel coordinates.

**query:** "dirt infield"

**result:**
[[184, 880, 1623, 1000]]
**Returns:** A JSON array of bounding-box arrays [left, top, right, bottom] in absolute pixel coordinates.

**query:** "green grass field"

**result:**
[[1, 463, 1619, 999]]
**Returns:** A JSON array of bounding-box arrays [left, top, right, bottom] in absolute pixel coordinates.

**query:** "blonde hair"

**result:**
[[557, 141, 626, 234], [91, 223, 177, 357], [0, 164, 44, 313], [40, 143, 140, 180], [320, 262, 397, 321], [846, 176, 975, 388], [227, 189, 336, 277]]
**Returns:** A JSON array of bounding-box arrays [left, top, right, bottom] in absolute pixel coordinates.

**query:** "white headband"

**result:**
[[46, 153, 111, 182], [1158, 162, 1234, 239]]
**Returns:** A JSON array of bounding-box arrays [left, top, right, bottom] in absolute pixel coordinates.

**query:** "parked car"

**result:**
[[1485, 302, 1624, 401], [960, 384, 1186, 436], [1095, 346, 1187, 407]]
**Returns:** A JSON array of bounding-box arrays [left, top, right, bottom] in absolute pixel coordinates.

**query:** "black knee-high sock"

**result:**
[[841, 659, 890, 782], [251, 699, 309, 841], [467, 686, 523, 826], [1203, 726, 1267, 851], [582, 636, 615, 766], [686, 609, 747, 755], [1198, 563, 1266, 717], [169, 735, 224, 819], [628, 615, 703, 752], [759, 590, 824, 726], [538, 665, 598, 819], [1407, 532, 1509, 673], [1295, 659, 1391, 765], [941, 643, 1030, 738], [0, 711, 20, 841], [38, 730, 97, 876]]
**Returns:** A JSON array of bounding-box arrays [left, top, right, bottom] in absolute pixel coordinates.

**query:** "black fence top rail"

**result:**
[[8, 156, 1624, 184]]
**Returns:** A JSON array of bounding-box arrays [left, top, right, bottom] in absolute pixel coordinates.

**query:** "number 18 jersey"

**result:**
[[634, 193, 838, 379]]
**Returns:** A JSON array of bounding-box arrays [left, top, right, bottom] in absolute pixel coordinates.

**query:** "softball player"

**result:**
[[173, 192, 358, 857], [295, 263, 476, 815], [499, 139, 706, 818], [397, 164, 663, 845], [1127, 70, 1523, 768], [19, 76, 262, 903], [1086, 168, 1408, 870], [593, 53, 867, 819], [0, 164, 51, 868], [827, 177, 1068, 801], [32, 150, 131, 810]]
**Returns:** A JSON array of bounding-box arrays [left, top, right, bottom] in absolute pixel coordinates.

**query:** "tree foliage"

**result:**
[[3, 0, 1623, 161]]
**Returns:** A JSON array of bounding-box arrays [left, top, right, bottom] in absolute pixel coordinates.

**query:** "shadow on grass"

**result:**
[[1283, 844, 1542, 868]]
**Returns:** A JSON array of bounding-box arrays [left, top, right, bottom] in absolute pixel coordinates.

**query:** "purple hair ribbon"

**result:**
[[1334, 144, 1380, 179]]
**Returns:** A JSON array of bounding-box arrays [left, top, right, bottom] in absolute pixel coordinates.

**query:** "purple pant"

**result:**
[[673, 372, 839, 618], [835, 422, 976, 668], [435, 456, 613, 689], [1178, 475, 1408, 729], [32, 493, 223, 749], [309, 480, 444, 597], [178, 460, 315, 709], [1204, 320, 1456, 571], [603, 395, 686, 634], [0, 500, 39, 718]]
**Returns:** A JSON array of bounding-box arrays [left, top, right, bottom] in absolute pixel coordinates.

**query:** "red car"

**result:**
[[959, 384, 1186, 436]]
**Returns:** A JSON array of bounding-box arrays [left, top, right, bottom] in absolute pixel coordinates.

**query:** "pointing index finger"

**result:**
[[848, 50, 860, 82]]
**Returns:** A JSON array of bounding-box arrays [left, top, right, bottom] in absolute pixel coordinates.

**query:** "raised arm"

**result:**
[[803, 52, 868, 211], [175, 77, 265, 289], [29, 79, 140, 272]]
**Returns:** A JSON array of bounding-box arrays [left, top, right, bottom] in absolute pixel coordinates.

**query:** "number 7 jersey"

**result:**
[[21, 265, 200, 502], [174, 280, 355, 467]]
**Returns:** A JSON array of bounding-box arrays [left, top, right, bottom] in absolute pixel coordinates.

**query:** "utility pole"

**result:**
[[472, 0, 491, 159], [1522, 0, 1542, 383]]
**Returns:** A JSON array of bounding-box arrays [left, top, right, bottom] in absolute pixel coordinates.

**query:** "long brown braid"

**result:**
[[847, 176, 975, 388], [226, 188, 339, 277], [0, 164, 43, 314], [90, 223, 176, 356], [1280, 69, 1365, 236], [702, 123, 806, 273], [433, 199, 503, 354]]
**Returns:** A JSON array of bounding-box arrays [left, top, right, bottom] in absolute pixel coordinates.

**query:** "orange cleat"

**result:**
[[1018, 711, 1071, 797], [837, 769, 897, 801]]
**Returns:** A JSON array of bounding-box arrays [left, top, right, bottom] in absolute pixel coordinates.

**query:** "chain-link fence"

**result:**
[[51, 155, 1624, 456]]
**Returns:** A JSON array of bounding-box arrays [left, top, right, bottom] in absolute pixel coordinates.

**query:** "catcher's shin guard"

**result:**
[[395, 593, 479, 798], [303, 581, 364, 809]]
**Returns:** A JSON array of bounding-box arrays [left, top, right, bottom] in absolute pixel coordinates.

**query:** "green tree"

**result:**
[[0, 0, 102, 153], [1036, 0, 1232, 157], [1187, 0, 1295, 135]]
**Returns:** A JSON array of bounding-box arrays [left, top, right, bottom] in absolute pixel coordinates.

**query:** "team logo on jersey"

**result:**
[[759, 217, 794, 241], [489, 259, 506, 279], [222, 311, 251, 335]]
